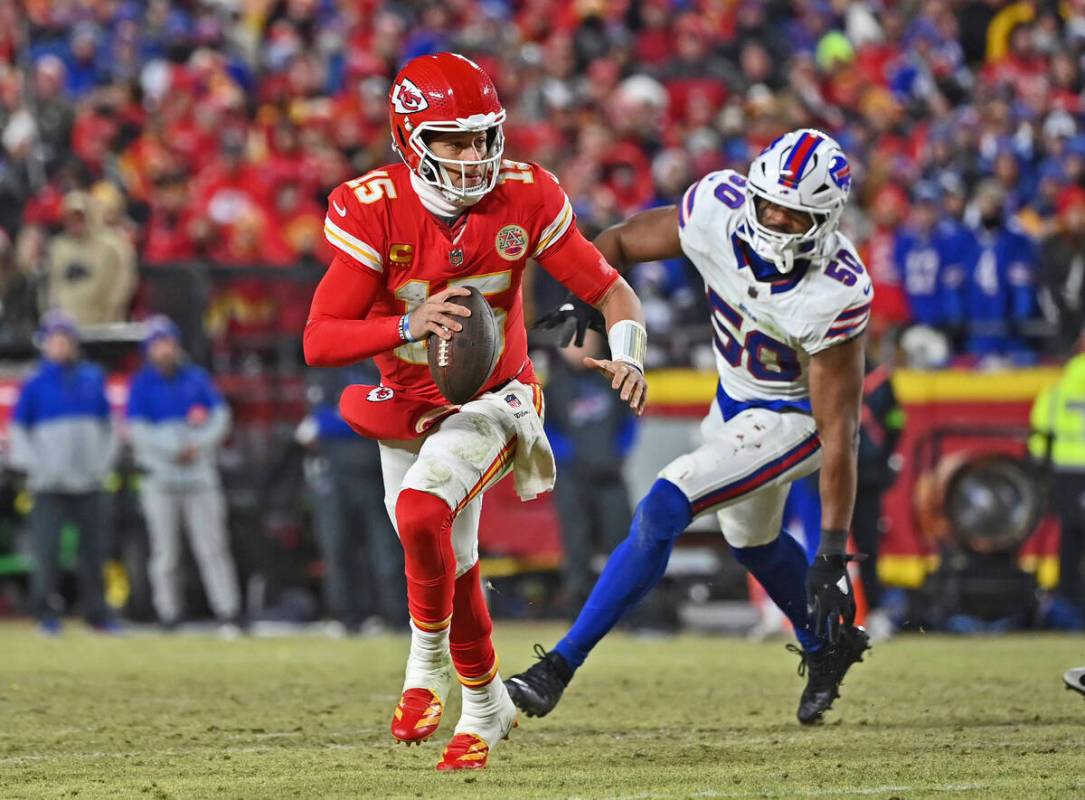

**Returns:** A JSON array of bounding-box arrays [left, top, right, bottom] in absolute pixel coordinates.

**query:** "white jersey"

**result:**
[[677, 169, 873, 418]]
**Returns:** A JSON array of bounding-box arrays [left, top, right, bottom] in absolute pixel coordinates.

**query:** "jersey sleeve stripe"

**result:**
[[834, 302, 871, 322], [324, 217, 383, 273], [533, 196, 574, 258], [679, 179, 701, 229], [826, 313, 869, 339]]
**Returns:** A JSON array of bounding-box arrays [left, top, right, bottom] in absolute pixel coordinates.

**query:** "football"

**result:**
[[427, 286, 500, 405]]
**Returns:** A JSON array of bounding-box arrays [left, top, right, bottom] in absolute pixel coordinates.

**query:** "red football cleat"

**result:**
[[436, 733, 491, 771], [391, 688, 445, 744]]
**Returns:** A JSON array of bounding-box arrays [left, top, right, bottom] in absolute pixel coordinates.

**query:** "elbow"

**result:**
[[303, 329, 349, 368], [302, 325, 326, 367]]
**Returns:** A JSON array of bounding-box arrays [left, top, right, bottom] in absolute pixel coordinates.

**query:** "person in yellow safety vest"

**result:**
[[1029, 352, 1085, 630]]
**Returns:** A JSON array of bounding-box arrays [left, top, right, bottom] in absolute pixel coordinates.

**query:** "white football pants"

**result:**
[[378, 381, 545, 576], [658, 402, 822, 548]]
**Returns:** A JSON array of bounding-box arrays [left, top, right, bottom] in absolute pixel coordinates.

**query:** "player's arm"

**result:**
[[806, 334, 865, 641], [593, 206, 683, 274], [537, 207, 683, 346], [303, 255, 470, 367]]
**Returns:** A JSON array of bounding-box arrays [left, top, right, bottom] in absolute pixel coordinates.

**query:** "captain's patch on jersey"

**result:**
[[389, 243, 414, 265], [495, 225, 529, 261]]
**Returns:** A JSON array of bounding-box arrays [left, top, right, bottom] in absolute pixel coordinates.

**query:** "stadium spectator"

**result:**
[[8, 311, 117, 635], [894, 181, 973, 343], [0, 227, 36, 341], [962, 180, 1039, 362], [127, 316, 241, 633], [863, 185, 912, 339], [543, 330, 637, 613], [31, 56, 74, 171], [45, 191, 137, 325], [1038, 187, 1085, 356], [296, 364, 405, 635]]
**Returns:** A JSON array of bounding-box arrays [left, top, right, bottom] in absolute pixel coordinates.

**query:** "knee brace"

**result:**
[[630, 479, 692, 550]]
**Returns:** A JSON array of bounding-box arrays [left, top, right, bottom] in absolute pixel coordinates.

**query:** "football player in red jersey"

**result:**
[[303, 52, 647, 771]]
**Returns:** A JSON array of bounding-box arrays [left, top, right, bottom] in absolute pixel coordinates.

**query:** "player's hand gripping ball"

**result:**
[[422, 286, 500, 405]]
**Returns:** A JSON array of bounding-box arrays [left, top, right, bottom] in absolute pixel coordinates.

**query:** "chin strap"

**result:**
[[410, 171, 483, 218], [776, 246, 796, 274]]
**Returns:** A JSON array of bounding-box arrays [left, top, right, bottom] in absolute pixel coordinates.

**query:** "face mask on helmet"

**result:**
[[407, 118, 506, 205], [744, 188, 838, 273]]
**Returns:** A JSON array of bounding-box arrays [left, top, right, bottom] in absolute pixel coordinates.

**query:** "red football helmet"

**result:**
[[388, 52, 507, 202]]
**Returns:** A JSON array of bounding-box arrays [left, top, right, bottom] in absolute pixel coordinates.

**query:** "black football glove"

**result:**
[[805, 553, 863, 644], [535, 292, 606, 348]]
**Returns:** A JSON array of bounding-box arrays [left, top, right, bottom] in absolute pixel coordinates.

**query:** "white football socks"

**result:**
[[402, 621, 454, 694], [455, 675, 516, 744]]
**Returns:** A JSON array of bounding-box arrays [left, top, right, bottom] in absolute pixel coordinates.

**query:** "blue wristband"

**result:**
[[400, 314, 416, 343]]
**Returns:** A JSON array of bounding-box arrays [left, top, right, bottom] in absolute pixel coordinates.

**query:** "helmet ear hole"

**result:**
[[419, 156, 440, 182]]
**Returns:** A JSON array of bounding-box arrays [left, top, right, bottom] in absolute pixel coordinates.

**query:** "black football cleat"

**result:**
[[788, 625, 871, 725], [1064, 667, 1085, 698], [504, 644, 574, 718]]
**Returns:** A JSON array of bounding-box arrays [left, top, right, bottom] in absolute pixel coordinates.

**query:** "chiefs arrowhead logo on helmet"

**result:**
[[391, 78, 429, 115]]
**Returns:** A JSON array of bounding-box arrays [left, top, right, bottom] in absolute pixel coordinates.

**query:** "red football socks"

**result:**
[[395, 489, 498, 684], [450, 562, 497, 686]]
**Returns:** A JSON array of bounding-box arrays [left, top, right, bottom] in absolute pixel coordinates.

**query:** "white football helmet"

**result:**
[[744, 128, 852, 273]]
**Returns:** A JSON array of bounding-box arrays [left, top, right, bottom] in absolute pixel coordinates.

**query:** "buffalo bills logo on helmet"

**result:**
[[829, 154, 852, 190], [392, 78, 429, 114]]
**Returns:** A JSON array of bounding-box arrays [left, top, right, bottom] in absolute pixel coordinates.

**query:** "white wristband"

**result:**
[[608, 319, 647, 372]]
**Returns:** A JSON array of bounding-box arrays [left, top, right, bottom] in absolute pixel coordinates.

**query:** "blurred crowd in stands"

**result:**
[[0, 0, 1084, 367]]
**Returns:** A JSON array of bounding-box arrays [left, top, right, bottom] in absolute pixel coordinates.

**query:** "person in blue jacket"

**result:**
[[127, 316, 241, 633], [962, 180, 1040, 361], [8, 310, 118, 635], [894, 181, 976, 345]]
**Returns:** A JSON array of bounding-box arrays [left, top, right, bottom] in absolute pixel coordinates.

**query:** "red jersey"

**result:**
[[305, 160, 619, 439]]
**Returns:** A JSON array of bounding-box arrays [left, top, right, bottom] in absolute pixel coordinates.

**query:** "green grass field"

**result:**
[[1, 622, 1083, 799]]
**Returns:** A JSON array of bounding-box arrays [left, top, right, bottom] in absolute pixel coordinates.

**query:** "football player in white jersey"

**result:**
[[508, 129, 873, 725]]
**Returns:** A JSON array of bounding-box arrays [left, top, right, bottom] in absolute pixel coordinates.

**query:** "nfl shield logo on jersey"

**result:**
[[504, 393, 521, 409], [495, 225, 529, 261], [449, 247, 464, 267]]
